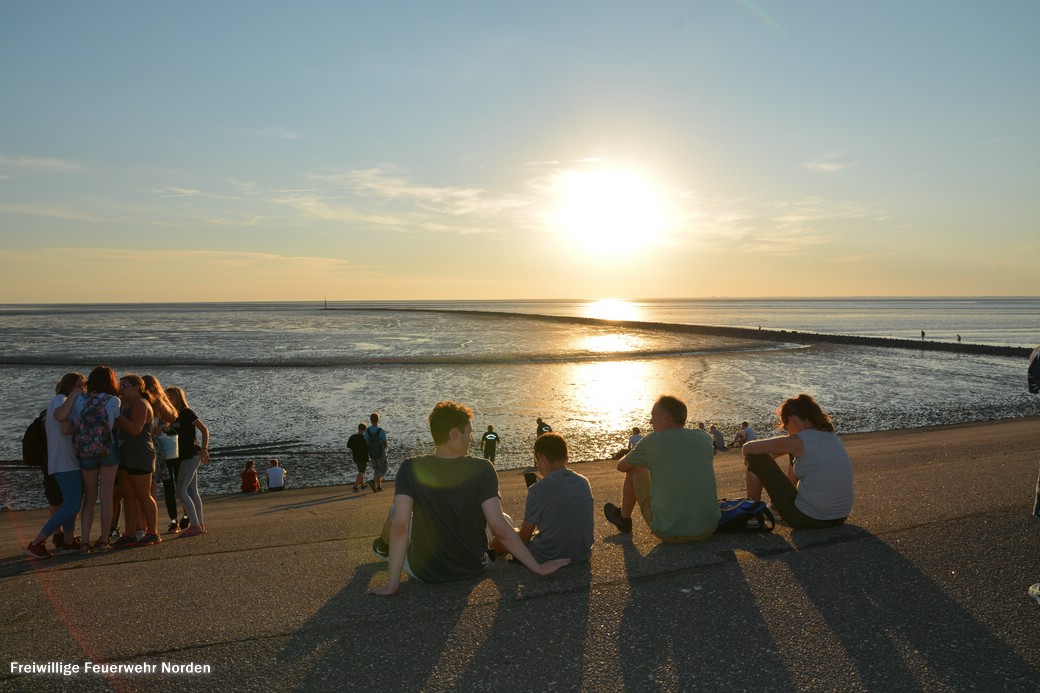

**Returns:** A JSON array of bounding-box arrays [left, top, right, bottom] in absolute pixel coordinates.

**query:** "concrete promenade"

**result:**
[[1, 418, 1038, 692]]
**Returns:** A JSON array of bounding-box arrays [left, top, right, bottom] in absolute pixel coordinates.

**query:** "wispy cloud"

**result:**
[[0, 154, 82, 172], [804, 154, 859, 174]]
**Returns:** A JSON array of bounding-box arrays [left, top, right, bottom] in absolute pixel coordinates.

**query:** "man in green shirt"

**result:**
[[604, 395, 720, 542]]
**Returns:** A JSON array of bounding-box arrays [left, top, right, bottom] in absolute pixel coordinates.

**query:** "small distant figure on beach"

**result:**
[[743, 393, 854, 529], [729, 421, 756, 448], [921, 330, 926, 340], [957, 334, 961, 342], [709, 424, 726, 452], [628, 427, 643, 450], [241, 460, 260, 493], [480, 425, 500, 464], [490, 432, 593, 562], [368, 401, 569, 596], [266, 459, 286, 492], [536, 417, 552, 437], [603, 395, 720, 542], [365, 413, 388, 492], [348, 423, 369, 492]]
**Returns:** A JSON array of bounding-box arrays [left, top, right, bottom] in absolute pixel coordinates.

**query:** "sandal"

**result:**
[[92, 539, 111, 551]]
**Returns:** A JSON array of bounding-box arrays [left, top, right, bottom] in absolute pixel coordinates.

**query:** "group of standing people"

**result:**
[[25, 366, 210, 559], [347, 413, 388, 493]]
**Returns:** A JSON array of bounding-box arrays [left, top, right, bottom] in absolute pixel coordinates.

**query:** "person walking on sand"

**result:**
[[348, 423, 369, 492], [369, 401, 569, 596], [365, 413, 388, 492], [742, 393, 854, 529], [480, 425, 500, 464], [603, 395, 720, 542]]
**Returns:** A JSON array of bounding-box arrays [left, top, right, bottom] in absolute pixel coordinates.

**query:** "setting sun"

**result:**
[[545, 168, 669, 253]]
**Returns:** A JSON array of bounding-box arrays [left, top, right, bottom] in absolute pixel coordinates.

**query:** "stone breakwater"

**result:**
[[406, 308, 1032, 358]]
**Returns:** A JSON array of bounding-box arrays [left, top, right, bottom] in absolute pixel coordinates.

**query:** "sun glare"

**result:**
[[547, 168, 669, 253], [584, 298, 641, 322]]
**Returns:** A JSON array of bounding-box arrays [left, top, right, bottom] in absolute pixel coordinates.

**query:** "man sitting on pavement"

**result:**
[[603, 395, 720, 542], [369, 401, 570, 596]]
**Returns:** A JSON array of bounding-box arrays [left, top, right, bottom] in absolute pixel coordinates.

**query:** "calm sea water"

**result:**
[[1, 298, 1037, 510]]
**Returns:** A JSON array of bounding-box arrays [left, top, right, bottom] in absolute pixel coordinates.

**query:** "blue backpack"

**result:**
[[717, 498, 776, 533], [365, 426, 385, 458], [74, 394, 113, 459]]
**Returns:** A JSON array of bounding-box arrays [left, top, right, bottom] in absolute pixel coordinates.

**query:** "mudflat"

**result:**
[[2, 417, 1038, 692]]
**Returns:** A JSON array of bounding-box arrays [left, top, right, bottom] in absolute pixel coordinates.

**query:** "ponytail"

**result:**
[[777, 393, 835, 432]]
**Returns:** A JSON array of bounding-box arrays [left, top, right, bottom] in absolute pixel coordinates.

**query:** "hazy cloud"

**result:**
[[0, 154, 82, 172]]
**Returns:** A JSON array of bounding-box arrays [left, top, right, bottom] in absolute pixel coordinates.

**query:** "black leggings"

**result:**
[[746, 454, 846, 529], [163, 459, 182, 520]]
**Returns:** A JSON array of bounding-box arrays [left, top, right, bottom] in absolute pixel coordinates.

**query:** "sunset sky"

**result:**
[[1, 1, 1037, 303]]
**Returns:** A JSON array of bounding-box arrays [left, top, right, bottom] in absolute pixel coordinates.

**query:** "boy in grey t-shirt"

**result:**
[[496, 432, 594, 562]]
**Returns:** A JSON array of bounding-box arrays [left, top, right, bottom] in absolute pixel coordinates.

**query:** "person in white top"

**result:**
[[742, 393, 854, 529], [267, 459, 287, 491], [24, 373, 88, 558]]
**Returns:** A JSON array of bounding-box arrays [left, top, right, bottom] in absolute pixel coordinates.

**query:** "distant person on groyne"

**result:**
[[368, 401, 569, 596], [742, 393, 854, 529], [490, 432, 593, 562], [602, 395, 720, 542], [365, 413, 388, 492], [628, 427, 643, 449], [348, 423, 369, 492]]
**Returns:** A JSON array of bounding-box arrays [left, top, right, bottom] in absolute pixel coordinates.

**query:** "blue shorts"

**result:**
[[79, 451, 118, 471]]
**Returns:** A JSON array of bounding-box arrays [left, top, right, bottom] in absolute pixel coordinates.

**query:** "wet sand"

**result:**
[[1, 417, 1038, 691]]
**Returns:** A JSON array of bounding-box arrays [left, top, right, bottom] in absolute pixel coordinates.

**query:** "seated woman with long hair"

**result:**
[[742, 393, 854, 529]]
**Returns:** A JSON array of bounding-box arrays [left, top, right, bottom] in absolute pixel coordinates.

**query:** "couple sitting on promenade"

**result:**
[[369, 393, 853, 595]]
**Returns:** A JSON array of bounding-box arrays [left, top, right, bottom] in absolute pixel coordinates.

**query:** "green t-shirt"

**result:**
[[625, 427, 720, 537]]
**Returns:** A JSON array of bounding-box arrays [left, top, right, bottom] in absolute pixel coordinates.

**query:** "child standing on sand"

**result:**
[[266, 459, 286, 491]]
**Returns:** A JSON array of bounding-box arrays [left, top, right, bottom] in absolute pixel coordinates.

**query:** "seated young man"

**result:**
[[492, 432, 593, 562], [369, 401, 570, 596], [603, 395, 720, 542]]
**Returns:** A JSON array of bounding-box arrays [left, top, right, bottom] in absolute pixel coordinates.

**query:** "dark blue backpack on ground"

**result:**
[[717, 498, 776, 533]]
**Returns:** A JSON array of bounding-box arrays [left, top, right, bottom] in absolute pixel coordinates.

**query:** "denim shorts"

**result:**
[[79, 451, 118, 471]]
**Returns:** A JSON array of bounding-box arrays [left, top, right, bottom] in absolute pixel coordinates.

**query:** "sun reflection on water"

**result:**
[[565, 360, 656, 437]]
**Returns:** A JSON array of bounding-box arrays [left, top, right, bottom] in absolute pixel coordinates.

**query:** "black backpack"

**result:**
[[22, 409, 48, 468], [717, 498, 776, 533]]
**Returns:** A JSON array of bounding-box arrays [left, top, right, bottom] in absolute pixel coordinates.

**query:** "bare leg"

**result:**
[[81, 468, 99, 543], [746, 469, 765, 501], [98, 465, 118, 542], [119, 470, 139, 536], [621, 470, 637, 518], [130, 473, 158, 534]]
